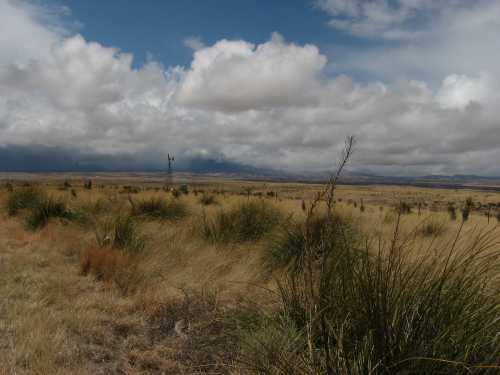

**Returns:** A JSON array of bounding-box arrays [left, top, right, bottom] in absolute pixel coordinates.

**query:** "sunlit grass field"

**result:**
[[0, 176, 499, 374]]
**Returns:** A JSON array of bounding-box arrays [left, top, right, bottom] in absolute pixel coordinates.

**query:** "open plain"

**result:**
[[0, 174, 499, 374]]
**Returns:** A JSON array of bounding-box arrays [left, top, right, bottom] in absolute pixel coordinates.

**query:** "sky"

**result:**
[[1, 0, 500, 175]]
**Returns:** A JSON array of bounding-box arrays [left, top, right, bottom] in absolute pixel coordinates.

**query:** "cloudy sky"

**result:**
[[1, 0, 499, 175]]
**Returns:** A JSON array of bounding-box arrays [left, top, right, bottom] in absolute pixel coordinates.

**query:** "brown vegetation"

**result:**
[[0, 170, 499, 374]]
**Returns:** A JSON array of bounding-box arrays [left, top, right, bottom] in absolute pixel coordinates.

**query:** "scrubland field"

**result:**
[[0, 174, 499, 374]]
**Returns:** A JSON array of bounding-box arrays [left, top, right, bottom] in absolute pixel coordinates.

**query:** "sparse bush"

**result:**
[[202, 200, 282, 243], [496, 211, 500, 223], [5, 187, 44, 216], [130, 197, 187, 221], [63, 180, 72, 189], [4, 182, 13, 192], [199, 194, 216, 206]]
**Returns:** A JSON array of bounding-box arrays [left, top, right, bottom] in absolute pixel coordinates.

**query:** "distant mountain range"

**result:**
[[1, 144, 500, 188]]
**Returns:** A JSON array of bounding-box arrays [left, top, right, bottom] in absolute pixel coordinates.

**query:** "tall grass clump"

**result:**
[[82, 215, 146, 293], [80, 246, 141, 294], [263, 214, 357, 274], [416, 219, 447, 237], [5, 187, 44, 216], [199, 194, 217, 206], [462, 197, 474, 222], [25, 197, 72, 230], [238, 137, 500, 374], [447, 202, 457, 220], [95, 215, 145, 254], [241, 223, 500, 374], [130, 197, 187, 221], [202, 200, 282, 243]]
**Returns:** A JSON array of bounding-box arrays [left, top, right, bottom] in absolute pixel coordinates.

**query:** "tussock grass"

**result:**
[[130, 197, 188, 221], [263, 213, 357, 274], [5, 187, 44, 216], [416, 219, 447, 237], [83, 214, 146, 293], [201, 200, 282, 243], [240, 222, 500, 374], [25, 196, 72, 230], [199, 194, 217, 206], [80, 246, 140, 294], [95, 215, 146, 254]]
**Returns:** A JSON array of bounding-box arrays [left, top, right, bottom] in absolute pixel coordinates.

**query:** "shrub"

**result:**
[[263, 214, 357, 274], [202, 200, 282, 243], [25, 197, 71, 230], [496, 211, 500, 223], [5, 187, 44, 216], [199, 194, 216, 206], [130, 197, 187, 221], [240, 224, 500, 374]]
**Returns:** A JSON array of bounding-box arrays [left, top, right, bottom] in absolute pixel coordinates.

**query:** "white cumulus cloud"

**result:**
[[1, 0, 500, 176], [177, 33, 327, 111]]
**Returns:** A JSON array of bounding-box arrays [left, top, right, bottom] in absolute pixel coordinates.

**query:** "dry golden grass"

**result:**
[[0, 177, 499, 373]]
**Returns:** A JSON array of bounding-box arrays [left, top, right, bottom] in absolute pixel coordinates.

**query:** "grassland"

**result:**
[[0, 174, 499, 374]]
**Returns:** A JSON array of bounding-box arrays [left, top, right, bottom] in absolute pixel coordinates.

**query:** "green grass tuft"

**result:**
[[239, 223, 500, 374], [131, 197, 187, 221], [263, 214, 357, 274], [5, 187, 44, 216], [202, 200, 282, 243], [25, 197, 72, 230]]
